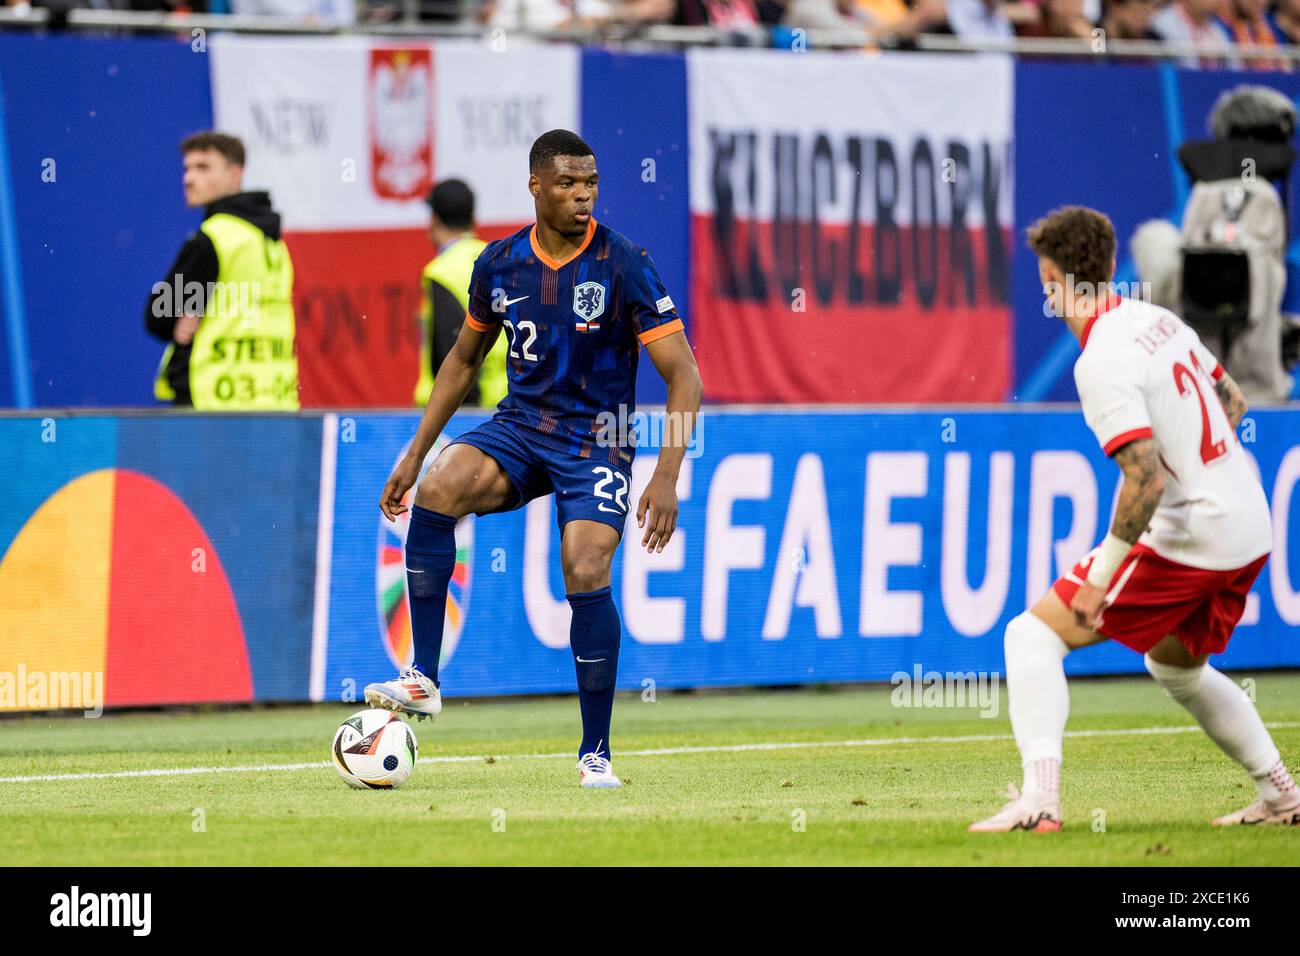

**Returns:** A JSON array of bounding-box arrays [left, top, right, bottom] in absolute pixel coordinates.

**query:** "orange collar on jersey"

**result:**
[[1079, 294, 1123, 349], [529, 217, 597, 271]]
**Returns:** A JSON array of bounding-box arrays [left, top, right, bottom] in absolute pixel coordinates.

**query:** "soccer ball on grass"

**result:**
[[331, 708, 418, 789]]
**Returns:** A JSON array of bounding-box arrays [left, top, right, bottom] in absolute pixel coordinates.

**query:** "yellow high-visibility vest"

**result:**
[[414, 237, 507, 408], [155, 212, 298, 410]]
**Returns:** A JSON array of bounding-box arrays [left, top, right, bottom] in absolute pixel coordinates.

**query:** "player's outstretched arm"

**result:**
[[1213, 371, 1248, 431], [636, 331, 703, 553], [1070, 438, 1163, 628], [379, 323, 502, 521]]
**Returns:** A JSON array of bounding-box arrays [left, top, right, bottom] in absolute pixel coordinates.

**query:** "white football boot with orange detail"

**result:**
[[1211, 794, 1300, 826], [577, 752, 622, 789], [364, 667, 442, 721], [968, 784, 1062, 833]]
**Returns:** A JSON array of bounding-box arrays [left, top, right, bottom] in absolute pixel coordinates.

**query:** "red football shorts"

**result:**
[[1052, 543, 1269, 657]]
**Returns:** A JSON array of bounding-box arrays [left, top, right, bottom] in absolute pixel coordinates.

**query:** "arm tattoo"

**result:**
[[1111, 439, 1163, 544], [1214, 374, 1247, 430]]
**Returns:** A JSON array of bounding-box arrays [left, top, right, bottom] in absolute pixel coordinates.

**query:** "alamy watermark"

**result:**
[[594, 405, 703, 458], [151, 275, 262, 322], [1042, 277, 1151, 320], [0, 666, 103, 717], [890, 665, 1000, 718], [50, 886, 151, 936]]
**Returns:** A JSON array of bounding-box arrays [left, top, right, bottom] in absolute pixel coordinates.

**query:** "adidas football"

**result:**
[[331, 708, 418, 790]]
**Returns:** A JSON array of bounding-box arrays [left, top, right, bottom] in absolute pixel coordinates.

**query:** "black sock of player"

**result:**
[[567, 586, 621, 761], [405, 506, 458, 686]]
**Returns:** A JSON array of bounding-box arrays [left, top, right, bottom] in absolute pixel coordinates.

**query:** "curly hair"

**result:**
[[1026, 205, 1116, 287], [529, 129, 594, 173]]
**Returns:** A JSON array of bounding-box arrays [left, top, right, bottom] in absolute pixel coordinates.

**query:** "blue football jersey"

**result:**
[[464, 218, 684, 465]]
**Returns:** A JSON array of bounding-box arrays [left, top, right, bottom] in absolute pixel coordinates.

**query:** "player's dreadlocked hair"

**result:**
[[529, 129, 595, 173], [1026, 205, 1116, 287]]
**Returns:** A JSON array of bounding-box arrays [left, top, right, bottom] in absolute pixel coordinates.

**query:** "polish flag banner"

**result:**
[[687, 50, 1015, 404]]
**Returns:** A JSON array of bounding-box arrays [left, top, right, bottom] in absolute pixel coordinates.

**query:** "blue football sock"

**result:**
[[567, 586, 622, 761], [405, 505, 458, 686]]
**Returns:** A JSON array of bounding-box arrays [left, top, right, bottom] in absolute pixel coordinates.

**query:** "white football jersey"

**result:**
[[1073, 297, 1272, 571]]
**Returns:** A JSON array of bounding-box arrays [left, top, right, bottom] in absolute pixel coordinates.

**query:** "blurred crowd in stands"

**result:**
[[4, 0, 1300, 66]]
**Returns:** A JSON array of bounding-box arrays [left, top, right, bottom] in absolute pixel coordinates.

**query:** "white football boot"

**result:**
[[1211, 793, 1300, 826], [577, 752, 622, 789], [363, 667, 442, 722], [968, 783, 1062, 833]]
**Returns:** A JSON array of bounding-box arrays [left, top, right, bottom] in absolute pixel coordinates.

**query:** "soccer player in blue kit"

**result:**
[[367, 130, 703, 788]]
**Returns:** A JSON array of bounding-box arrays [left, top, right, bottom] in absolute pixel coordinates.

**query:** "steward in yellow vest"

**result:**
[[146, 133, 298, 411], [414, 179, 507, 408]]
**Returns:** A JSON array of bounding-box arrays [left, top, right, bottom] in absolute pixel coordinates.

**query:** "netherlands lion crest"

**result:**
[[573, 281, 606, 331]]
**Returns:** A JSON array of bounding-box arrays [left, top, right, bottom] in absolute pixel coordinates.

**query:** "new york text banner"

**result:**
[[211, 36, 580, 407]]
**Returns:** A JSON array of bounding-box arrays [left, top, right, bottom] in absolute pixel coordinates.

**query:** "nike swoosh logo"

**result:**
[[405, 568, 424, 574], [576, 657, 606, 664], [501, 295, 529, 307], [597, 503, 623, 513]]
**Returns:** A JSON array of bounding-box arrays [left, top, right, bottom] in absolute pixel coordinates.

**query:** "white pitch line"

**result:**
[[2, 721, 1297, 785]]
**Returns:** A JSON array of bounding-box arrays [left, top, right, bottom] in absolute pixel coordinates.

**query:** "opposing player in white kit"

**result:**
[[970, 206, 1298, 832]]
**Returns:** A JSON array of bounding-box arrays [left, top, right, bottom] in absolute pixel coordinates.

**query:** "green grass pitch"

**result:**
[[1, 674, 1298, 866]]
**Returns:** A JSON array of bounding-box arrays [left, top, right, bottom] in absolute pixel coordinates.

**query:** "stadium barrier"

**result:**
[[2, 407, 1298, 711]]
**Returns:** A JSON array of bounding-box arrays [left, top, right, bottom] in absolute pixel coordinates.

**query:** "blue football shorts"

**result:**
[[447, 415, 633, 536]]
